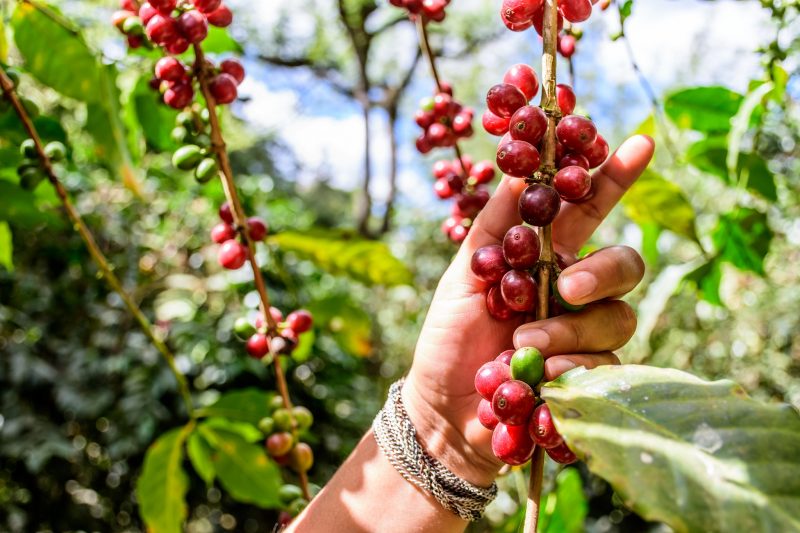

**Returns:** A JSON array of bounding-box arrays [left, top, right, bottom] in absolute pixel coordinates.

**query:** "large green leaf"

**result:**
[[711, 208, 772, 275], [0, 221, 13, 272], [130, 76, 179, 152], [186, 431, 215, 486], [664, 86, 743, 133], [199, 388, 273, 426], [136, 424, 192, 533], [11, 2, 101, 102], [542, 365, 800, 533], [539, 468, 587, 533], [622, 169, 698, 243], [686, 138, 777, 201], [198, 425, 282, 508], [270, 229, 413, 286]]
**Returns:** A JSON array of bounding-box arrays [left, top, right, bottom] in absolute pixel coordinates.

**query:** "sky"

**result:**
[[229, 0, 775, 216]]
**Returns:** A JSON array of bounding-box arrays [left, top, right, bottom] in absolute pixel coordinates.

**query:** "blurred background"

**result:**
[[0, 0, 798, 531]]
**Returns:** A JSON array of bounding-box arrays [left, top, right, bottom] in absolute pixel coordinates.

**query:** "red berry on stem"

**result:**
[[449, 224, 469, 243], [496, 140, 540, 178], [149, 0, 177, 14], [166, 37, 190, 55], [486, 84, 527, 119], [193, 0, 222, 13], [519, 184, 561, 227], [546, 442, 578, 464], [477, 399, 499, 430], [155, 57, 186, 82], [138, 3, 158, 24], [120, 0, 137, 10], [556, 84, 576, 115], [559, 0, 592, 22], [501, 270, 538, 312], [471, 245, 510, 285], [218, 239, 247, 269], [486, 284, 518, 321], [432, 160, 454, 179], [492, 379, 536, 425], [503, 64, 539, 101], [286, 309, 313, 333], [559, 153, 590, 170], [492, 423, 535, 465], [556, 115, 597, 152], [266, 432, 293, 457], [503, 225, 541, 270], [496, 350, 516, 365], [509, 105, 548, 146], [246, 333, 270, 358], [219, 202, 233, 224], [469, 161, 496, 184], [582, 134, 609, 168], [210, 222, 236, 244], [145, 14, 179, 44], [554, 165, 592, 201], [289, 442, 314, 473], [177, 10, 208, 44], [482, 110, 510, 136], [163, 82, 194, 109], [210, 73, 238, 104], [558, 34, 576, 58], [219, 58, 245, 85], [501, 14, 534, 32], [434, 178, 454, 199], [500, 0, 541, 25], [474, 361, 511, 401], [529, 404, 564, 449], [112, 10, 133, 31], [247, 217, 268, 240], [206, 4, 233, 27]]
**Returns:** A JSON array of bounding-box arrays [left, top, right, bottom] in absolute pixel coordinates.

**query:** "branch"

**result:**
[[0, 67, 196, 419], [257, 54, 355, 98]]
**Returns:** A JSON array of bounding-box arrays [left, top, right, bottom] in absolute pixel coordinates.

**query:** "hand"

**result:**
[[403, 135, 654, 487]]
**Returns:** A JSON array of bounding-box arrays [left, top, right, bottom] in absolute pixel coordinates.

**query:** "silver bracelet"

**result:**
[[372, 379, 498, 521]]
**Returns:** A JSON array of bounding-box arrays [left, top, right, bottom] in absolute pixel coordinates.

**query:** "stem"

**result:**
[[0, 68, 196, 419], [192, 44, 310, 501], [416, 18, 469, 178], [526, 1, 560, 531]]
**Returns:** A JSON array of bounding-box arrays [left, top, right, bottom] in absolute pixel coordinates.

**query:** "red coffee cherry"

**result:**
[[434, 178, 454, 199], [529, 404, 564, 449], [220, 58, 245, 85], [210, 73, 238, 104], [449, 224, 469, 243], [492, 423, 535, 465], [166, 37, 190, 54], [486, 83, 527, 119], [518, 183, 561, 227], [558, 34, 576, 58], [478, 399, 499, 430], [246, 333, 270, 358], [219, 202, 234, 224], [559, 0, 592, 22], [500, 269, 538, 312], [496, 140, 540, 178], [503, 225, 541, 270], [509, 105, 548, 146], [206, 4, 233, 27], [149, 0, 177, 14], [193, 0, 222, 13], [176, 10, 208, 44], [554, 165, 592, 201], [286, 309, 313, 333], [247, 217, 268, 240], [289, 442, 314, 473], [495, 349, 516, 365], [210, 222, 236, 244], [503, 63, 539, 101], [266, 432, 294, 457], [500, 0, 540, 25], [482, 110, 511, 136], [556, 115, 598, 152], [474, 361, 511, 401], [546, 441, 578, 464], [218, 239, 247, 269], [138, 2, 158, 24], [120, 0, 137, 10], [556, 83, 576, 115], [582, 134, 609, 168], [469, 160, 496, 184], [163, 82, 194, 109], [486, 285, 518, 321], [501, 11, 534, 32], [559, 153, 590, 170], [154, 57, 186, 82], [492, 379, 536, 425], [145, 14, 179, 44], [471, 245, 510, 285]]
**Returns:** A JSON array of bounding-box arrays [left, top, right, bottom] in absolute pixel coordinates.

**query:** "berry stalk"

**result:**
[[191, 43, 311, 501], [0, 67, 196, 419]]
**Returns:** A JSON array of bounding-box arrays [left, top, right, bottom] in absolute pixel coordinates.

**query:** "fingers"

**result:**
[[544, 352, 620, 381], [557, 245, 645, 306], [461, 176, 527, 253], [553, 135, 655, 255], [512, 300, 637, 356]]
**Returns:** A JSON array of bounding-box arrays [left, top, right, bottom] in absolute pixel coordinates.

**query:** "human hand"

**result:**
[[402, 135, 654, 486]]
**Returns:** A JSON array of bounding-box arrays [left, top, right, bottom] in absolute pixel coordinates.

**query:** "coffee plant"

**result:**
[[1, 0, 799, 531]]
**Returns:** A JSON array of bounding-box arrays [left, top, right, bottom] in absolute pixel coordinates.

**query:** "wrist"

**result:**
[[402, 377, 500, 488]]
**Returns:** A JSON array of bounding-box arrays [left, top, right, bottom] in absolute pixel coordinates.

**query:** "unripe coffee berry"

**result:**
[[289, 442, 314, 473], [257, 416, 275, 435], [510, 347, 545, 386], [292, 406, 313, 430], [266, 432, 293, 457]]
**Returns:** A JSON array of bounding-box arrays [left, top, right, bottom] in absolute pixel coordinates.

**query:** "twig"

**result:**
[[192, 44, 311, 501], [0, 67, 196, 419]]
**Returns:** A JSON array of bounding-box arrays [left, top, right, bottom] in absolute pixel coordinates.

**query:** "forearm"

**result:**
[[285, 430, 467, 533]]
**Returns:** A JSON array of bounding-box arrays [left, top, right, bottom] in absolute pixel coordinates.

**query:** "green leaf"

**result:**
[[711, 208, 772, 275], [198, 425, 282, 508], [0, 18, 8, 62], [270, 229, 413, 286], [130, 76, 179, 152], [136, 425, 192, 533], [0, 221, 13, 272], [200, 27, 243, 54], [11, 2, 101, 102], [0, 181, 57, 228], [307, 296, 373, 357], [200, 418, 262, 443], [622, 169, 698, 243], [665, 87, 743, 133], [685, 259, 723, 306], [686, 138, 777, 201], [539, 468, 587, 533], [199, 388, 273, 426], [542, 365, 800, 533], [186, 431, 215, 486], [727, 82, 772, 183], [640, 222, 661, 266]]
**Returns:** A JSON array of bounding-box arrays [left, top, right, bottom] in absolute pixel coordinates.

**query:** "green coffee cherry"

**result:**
[[20, 139, 37, 159], [193, 133, 211, 147], [175, 111, 194, 128], [292, 406, 313, 430], [288, 498, 308, 517], [44, 141, 66, 162], [171, 126, 189, 144], [268, 395, 285, 412], [273, 408, 293, 432], [233, 317, 256, 340], [510, 347, 545, 387], [419, 96, 434, 111], [194, 157, 218, 183], [278, 484, 304, 504], [18, 165, 45, 190], [20, 98, 39, 118], [257, 416, 275, 435], [552, 280, 585, 312], [5, 69, 21, 87], [122, 16, 144, 36], [172, 144, 203, 170], [199, 108, 210, 123]]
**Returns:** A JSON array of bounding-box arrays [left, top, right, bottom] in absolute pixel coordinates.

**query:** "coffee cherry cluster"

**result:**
[[475, 347, 576, 466], [389, 0, 451, 21], [433, 156, 496, 243], [414, 88, 474, 154], [211, 202, 268, 270], [15, 138, 66, 190], [500, 0, 603, 33], [233, 306, 312, 361]]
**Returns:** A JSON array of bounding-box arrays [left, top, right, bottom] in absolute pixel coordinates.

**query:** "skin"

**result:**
[[286, 135, 654, 532]]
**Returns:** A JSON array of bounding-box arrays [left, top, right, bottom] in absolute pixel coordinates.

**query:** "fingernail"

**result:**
[[559, 271, 598, 302], [545, 358, 578, 380], [514, 328, 550, 352]]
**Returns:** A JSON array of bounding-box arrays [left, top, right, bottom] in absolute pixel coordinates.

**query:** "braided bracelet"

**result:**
[[372, 379, 497, 521]]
